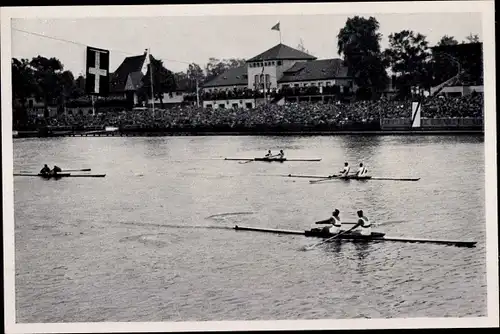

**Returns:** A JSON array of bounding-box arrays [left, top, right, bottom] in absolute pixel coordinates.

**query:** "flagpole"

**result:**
[[149, 48, 155, 118], [279, 29, 282, 44]]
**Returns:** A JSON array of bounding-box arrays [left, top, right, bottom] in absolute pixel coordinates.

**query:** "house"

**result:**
[[201, 43, 355, 109]]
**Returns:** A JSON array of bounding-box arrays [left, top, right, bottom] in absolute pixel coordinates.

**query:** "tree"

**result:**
[[205, 58, 246, 82], [337, 16, 389, 100], [29, 56, 64, 118], [384, 30, 431, 98], [437, 35, 458, 46], [186, 63, 205, 91], [464, 33, 480, 43], [12, 58, 36, 123], [297, 38, 310, 54], [140, 57, 176, 108], [57, 70, 76, 113]]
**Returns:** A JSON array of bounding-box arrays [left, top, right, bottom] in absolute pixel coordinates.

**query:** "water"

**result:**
[[12, 135, 486, 322]]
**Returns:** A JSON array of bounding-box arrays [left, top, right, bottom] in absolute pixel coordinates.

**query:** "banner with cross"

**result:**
[[85, 46, 110, 96]]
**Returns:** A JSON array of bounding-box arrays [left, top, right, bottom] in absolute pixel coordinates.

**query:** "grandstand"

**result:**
[[430, 42, 483, 97]]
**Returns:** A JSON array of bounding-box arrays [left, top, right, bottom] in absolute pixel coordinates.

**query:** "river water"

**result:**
[[12, 135, 486, 322]]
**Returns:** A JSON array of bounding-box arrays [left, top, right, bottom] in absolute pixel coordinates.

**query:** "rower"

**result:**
[[352, 210, 372, 236], [40, 164, 50, 175], [51, 165, 62, 175], [339, 162, 350, 177], [356, 163, 368, 177], [327, 209, 342, 234], [277, 150, 285, 159], [264, 150, 273, 158]]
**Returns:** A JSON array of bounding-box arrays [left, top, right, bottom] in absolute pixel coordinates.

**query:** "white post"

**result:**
[[92, 95, 95, 116], [196, 79, 200, 107]]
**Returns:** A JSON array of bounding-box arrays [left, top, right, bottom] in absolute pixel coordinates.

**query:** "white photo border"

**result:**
[[1, 1, 498, 333]]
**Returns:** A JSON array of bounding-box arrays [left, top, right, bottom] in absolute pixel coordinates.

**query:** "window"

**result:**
[[206, 104, 212, 109], [277, 60, 282, 66], [303, 83, 308, 87], [265, 74, 270, 88], [232, 103, 238, 108], [254, 75, 259, 84], [176, 92, 182, 96], [219, 104, 225, 109], [245, 102, 253, 109], [318, 82, 323, 87]]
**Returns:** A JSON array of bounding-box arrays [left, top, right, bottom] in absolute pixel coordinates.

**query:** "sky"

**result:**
[[10, 11, 482, 77]]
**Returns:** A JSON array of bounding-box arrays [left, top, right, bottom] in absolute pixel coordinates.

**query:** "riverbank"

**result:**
[[12, 128, 484, 138]]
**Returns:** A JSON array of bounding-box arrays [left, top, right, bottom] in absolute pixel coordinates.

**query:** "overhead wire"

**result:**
[[12, 27, 194, 67]]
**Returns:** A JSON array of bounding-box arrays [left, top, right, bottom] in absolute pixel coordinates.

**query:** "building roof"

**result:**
[[247, 43, 317, 62], [202, 66, 248, 88], [278, 59, 349, 83], [110, 53, 149, 92]]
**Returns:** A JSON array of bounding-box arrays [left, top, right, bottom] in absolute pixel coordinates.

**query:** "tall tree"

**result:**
[[186, 63, 205, 91], [140, 58, 176, 108], [29, 56, 64, 118], [12, 58, 36, 123], [337, 16, 389, 100], [437, 35, 459, 46], [464, 33, 480, 43], [57, 70, 76, 113], [384, 30, 431, 97]]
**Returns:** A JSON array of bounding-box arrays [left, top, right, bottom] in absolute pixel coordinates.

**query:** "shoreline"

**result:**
[[12, 129, 484, 138]]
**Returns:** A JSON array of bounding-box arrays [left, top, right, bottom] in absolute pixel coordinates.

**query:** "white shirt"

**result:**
[[358, 216, 372, 236], [278, 152, 285, 158], [357, 166, 367, 176], [340, 166, 350, 176], [329, 215, 341, 234]]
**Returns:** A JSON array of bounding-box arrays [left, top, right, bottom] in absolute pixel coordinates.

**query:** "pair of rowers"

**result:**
[[264, 150, 285, 159], [316, 209, 372, 236], [333, 162, 368, 178], [40, 164, 62, 176]]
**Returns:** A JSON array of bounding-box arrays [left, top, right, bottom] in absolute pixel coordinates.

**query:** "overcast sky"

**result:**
[[11, 12, 482, 77]]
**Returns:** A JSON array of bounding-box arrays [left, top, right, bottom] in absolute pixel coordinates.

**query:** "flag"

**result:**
[[141, 49, 150, 75], [271, 22, 280, 31], [411, 101, 421, 128], [85, 46, 110, 96]]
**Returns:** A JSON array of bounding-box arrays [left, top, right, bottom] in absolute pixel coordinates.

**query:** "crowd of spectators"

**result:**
[[15, 93, 483, 132]]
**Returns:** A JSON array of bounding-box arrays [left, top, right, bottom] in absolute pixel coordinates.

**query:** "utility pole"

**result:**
[[196, 78, 200, 107], [149, 48, 155, 118]]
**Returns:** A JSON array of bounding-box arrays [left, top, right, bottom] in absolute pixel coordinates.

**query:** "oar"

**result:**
[[302, 224, 358, 251], [63, 168, 91, 172], [285, 174, 330, 179], [239, 160, 254, 164], [309, 175, 342, 184]]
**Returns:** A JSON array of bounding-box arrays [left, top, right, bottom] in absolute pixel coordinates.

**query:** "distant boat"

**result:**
[[105, 126, 119, 132]]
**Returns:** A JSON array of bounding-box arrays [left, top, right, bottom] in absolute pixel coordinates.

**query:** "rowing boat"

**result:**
[[284, 174, 420, 182], [233, 225, 476, 248], [225, 158, 321, 162], [14, 173, 106, 178]]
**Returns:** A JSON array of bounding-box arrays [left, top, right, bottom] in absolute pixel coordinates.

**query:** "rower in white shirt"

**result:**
[[327, 209, 342, 234], [313, 209, 342, 234], [356, 163, 368, 177], [339, 162, 350, 177], [264, 150, 273, 158], [277, 150, 285, 159], [352, 210, 372, 236]]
